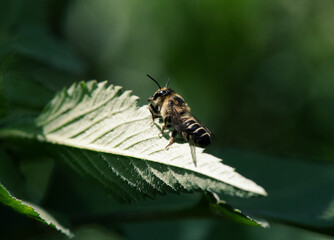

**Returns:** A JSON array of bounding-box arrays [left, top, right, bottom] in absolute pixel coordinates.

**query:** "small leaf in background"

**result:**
[[3, 25, 86, 75], [2, 75, 54, 116], [0, 182, 73, 238], [206, 193, 269, 228]]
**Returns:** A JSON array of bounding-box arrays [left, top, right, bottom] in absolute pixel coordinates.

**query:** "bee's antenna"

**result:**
[[166, 78, 170, 88], [147, 74, 162, 89]]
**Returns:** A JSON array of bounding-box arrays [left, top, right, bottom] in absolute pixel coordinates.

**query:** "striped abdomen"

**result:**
[[180, 118, 211, 148]]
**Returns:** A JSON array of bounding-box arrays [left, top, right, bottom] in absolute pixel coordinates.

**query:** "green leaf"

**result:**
[[2, 74, 54, 115], [220, 149, 334, 236], [206, 193, 269, 228], [2, 25, 86, 75], [0, 182, 73, 238], [0, 81, 267, 203]]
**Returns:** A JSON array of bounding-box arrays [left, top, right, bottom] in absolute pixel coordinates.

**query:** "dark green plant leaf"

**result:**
[[206, 193, 269, 228], [0, 182, 73, 238], [220, 149, 334, 236], [2, 25, 86, 75]]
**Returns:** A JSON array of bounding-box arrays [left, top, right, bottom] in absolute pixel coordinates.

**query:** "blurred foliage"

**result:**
[[64, 0, 334, 161], [1, 0, 334, 239]]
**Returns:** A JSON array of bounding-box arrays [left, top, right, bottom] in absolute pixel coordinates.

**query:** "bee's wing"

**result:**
[[169, 104, 186, 131], [170, 104, 212, 135], [170, 105, 198, 166], [189, 143, 197, 167]]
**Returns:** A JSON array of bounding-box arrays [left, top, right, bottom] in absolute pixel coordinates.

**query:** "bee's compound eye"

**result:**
[[153, 90, 170, 100]]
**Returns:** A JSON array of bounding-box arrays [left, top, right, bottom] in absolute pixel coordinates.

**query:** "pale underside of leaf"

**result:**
[[35, 81, 267, 202]]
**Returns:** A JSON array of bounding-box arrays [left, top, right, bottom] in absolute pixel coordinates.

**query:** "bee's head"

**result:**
[[147, 74, 173, 105]]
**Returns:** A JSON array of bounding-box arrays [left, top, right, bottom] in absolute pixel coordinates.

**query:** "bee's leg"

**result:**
[[160, 115, 171, 135], [148, 103, 160, 126], [161, 118, 167, 134], [165, 130, 178, 150]]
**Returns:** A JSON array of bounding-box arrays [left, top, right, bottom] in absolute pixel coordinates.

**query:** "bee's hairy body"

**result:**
[[147, 75, 211, 149]]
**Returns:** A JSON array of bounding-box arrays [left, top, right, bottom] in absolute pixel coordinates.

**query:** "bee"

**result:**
[[147, 74, 211, 150]]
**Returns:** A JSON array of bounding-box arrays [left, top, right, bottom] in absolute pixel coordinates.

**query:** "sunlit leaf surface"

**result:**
[[2, 81, 267, 203]]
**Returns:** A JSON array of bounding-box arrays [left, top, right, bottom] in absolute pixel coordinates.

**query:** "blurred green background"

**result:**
[[1, 0, 334, 239], [63, 0, 334, 160]]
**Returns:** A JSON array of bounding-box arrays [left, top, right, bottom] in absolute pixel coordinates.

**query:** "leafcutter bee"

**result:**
[[147, 74, 211, 151]]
